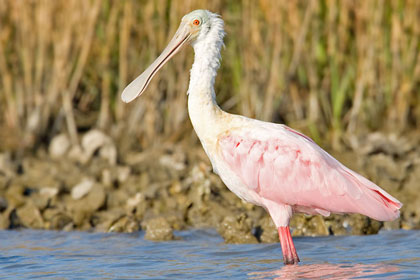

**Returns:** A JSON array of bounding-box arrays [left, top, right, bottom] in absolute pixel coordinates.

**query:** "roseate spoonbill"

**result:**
[[121, 10, 402, 264]]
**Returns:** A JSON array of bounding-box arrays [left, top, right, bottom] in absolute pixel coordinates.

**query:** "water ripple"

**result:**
[[0, 229, 419, 279]]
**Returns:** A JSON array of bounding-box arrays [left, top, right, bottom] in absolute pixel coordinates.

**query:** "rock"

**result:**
[[345, 214, 382, 235], [82, 129, 117, 165], [396, 164, 420, 229], [69, 208, 90, 228], [5, 184, 26, 208], [80, 184, 106, 212], [71, 178, 95, 200], [16, 202, 44, 229], [143, 216, 175, 241], [67, 184, 106, 229], [0, 207, 14, 229], [0, 174, 9, 191], [218, 214, 258, 244], [383, 219, 401, 230], [0, 197, 8, 212], [109, 216, 140, 233], [106, 189, 129, 209], [258, 215, 278, 243], [162, 211, 186, 231], [49, 134, 71, 158], [99, 143, 117, 166], [0, 152, 15, 177], [325, 215, 349, 235], [290, 214, 329, 236], [43, 208, 73, 230], [8, 208, 20, 228], [82, 130, 108, 157], [354, 132, 412, 157], [364, 154, 408, 192], [117, 166, 131, 183], [159, 154, 186, 171], [30, 194, 50, 211], [100, 165, 131, 188], [40, 187, 59, 198], [92, 209, 124, 232], [126, 192, 145, 211], [68, 145, 89, 164], [0, 212, 9, 229], [101, 169, 112, 187]]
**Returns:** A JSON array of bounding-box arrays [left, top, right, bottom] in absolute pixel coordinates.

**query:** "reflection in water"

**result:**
[[249, 263, 399, 280]]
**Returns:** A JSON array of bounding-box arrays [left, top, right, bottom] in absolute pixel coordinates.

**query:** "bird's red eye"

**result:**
[[193, 19, 200, 26]]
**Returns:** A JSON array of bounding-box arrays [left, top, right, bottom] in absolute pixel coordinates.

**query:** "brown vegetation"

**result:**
[[0, 0, 419, 152]]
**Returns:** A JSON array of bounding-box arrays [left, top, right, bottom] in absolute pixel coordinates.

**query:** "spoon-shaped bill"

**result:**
[[121, 22, 190, 103]]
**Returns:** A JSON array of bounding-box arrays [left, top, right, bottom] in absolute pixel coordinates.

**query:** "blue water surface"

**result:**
[[0, 229, 419, 279]]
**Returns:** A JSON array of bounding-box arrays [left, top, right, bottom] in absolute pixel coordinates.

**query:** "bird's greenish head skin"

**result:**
[[121, 9, 215, 103]]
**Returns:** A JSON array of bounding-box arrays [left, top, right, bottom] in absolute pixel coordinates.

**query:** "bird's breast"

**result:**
[[201, 138, 264, 206]]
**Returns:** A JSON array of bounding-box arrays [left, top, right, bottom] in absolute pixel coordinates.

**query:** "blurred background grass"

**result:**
[[0, 0, 419, 153]]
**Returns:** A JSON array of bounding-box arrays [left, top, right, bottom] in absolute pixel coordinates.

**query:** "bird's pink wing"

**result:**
[[218, 124, 402, 221]]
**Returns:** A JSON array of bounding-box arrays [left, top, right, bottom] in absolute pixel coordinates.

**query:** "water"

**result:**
[[0, 229, 419, 279]]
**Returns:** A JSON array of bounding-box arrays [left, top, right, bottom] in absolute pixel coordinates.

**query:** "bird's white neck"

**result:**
[[187, 15, 225, 142]]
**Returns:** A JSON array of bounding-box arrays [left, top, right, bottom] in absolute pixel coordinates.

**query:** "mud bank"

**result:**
[[0, 130, 419, 243]]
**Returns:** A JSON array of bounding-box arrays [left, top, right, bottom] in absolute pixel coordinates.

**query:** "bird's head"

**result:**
[[121, 9, 222, 103]]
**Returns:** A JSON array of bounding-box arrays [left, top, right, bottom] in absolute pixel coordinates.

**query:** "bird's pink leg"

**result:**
[[278, 226, 300, 265]]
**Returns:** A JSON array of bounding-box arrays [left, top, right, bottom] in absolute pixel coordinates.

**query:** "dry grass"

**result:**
[[0, 0, 419, 152]]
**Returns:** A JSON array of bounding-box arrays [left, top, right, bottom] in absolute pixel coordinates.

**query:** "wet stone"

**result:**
[[258, 215, 279, 243], [0, 212, 9, 229], [109, 216, 140, 233], [161, 211, 186, 231], [16, 202, 44, 229], [344, 214, 383, 235], [92, 209, 124, 232], [43, 208, 73, 230], [325, 215, 349, 236], [218, 214, 258, 244], [143, 216, 175, 241], [383, 219, 401, 230], [67, 184, 106, 230]]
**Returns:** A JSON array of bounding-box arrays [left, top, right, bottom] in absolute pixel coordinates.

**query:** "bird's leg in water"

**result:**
[[278, 226, 300, 265]]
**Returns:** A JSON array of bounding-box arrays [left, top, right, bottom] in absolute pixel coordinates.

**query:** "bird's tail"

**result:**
[[343, 167, 402, 221]]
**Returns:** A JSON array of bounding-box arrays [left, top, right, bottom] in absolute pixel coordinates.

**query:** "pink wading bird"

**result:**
[[121, 10, 402, 265]]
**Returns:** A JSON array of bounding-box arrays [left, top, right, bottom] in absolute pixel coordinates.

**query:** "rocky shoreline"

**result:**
[[0, 129, 419, 243]]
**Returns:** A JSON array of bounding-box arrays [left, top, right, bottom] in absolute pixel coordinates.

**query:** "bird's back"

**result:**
[[216, 116, 402, 221]]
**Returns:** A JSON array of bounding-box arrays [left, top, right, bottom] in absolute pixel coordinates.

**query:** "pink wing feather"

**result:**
[[218, 124, 402, 221]]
